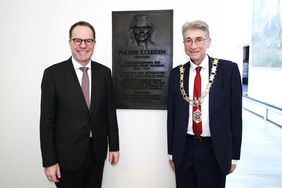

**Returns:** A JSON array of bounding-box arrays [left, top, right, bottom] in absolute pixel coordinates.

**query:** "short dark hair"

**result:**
[[69, 21, 96, 39]]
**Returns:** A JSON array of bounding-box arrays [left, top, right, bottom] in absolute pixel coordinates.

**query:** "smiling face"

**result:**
[[183, 28, 211, 65], [69, 25, 95, 66]]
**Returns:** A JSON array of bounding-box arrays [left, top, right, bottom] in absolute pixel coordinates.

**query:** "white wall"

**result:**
[[248, 68, 282, 105], [247, 0, 282, 107], [0, 0, 252, 187]]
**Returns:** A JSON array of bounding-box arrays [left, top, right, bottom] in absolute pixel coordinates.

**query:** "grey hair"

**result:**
[[182, 20, 210, 40]]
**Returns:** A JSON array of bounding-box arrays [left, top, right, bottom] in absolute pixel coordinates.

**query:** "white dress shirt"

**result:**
[[72, 57, 92, 95]]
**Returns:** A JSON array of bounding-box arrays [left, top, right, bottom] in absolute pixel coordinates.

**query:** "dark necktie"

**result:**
[[79, 67, 90, 109], [192, 66, 202, 136]]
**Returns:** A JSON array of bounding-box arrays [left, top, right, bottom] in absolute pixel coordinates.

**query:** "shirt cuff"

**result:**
[[232, 160, 238, 165], [168, 155, 173, 160]]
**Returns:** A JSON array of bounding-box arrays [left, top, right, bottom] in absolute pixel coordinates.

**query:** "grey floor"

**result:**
[[226, 109, 282, 188]]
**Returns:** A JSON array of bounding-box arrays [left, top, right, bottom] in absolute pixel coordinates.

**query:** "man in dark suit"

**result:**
[[167, 20, 242, 188], [40, 21, 119, 188]]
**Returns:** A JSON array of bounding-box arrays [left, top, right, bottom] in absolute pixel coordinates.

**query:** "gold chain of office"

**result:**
[[179, 58, 219, 107]]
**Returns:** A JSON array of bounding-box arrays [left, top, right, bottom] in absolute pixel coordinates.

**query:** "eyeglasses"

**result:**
[[184, 37, 208, 46], [72, 38, 95, 46]]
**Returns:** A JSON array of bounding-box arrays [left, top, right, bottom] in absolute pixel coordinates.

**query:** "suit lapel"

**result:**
[[183, 62, 190, 114], [208, 57, 216, 114], [89, 61, 98, 113]]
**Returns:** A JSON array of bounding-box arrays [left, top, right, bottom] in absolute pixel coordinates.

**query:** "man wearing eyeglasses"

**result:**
[[167, 20, 242, 188], [40, 21, 120, 188]]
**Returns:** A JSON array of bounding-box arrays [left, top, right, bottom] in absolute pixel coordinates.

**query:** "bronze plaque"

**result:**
[[112, 10, 173, 109]]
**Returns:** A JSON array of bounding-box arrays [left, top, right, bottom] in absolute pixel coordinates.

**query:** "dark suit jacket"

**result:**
[[167, 57, 242, 175], [40, 57, 119, 171]]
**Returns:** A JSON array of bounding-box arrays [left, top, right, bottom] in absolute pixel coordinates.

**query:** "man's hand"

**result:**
[[230, 164, 237, 173], [109, 151, 120, 165], [169, 160, 175, 172], [44, 163, 61, 182]]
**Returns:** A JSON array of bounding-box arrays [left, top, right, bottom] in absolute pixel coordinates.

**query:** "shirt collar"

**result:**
[[189, 55, 209, 71], [72, 57, 91, 70]]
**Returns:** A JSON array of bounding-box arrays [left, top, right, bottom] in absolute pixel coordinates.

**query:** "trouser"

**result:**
[[175, 135, 226, 188], [55, 139, 105, 188]]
